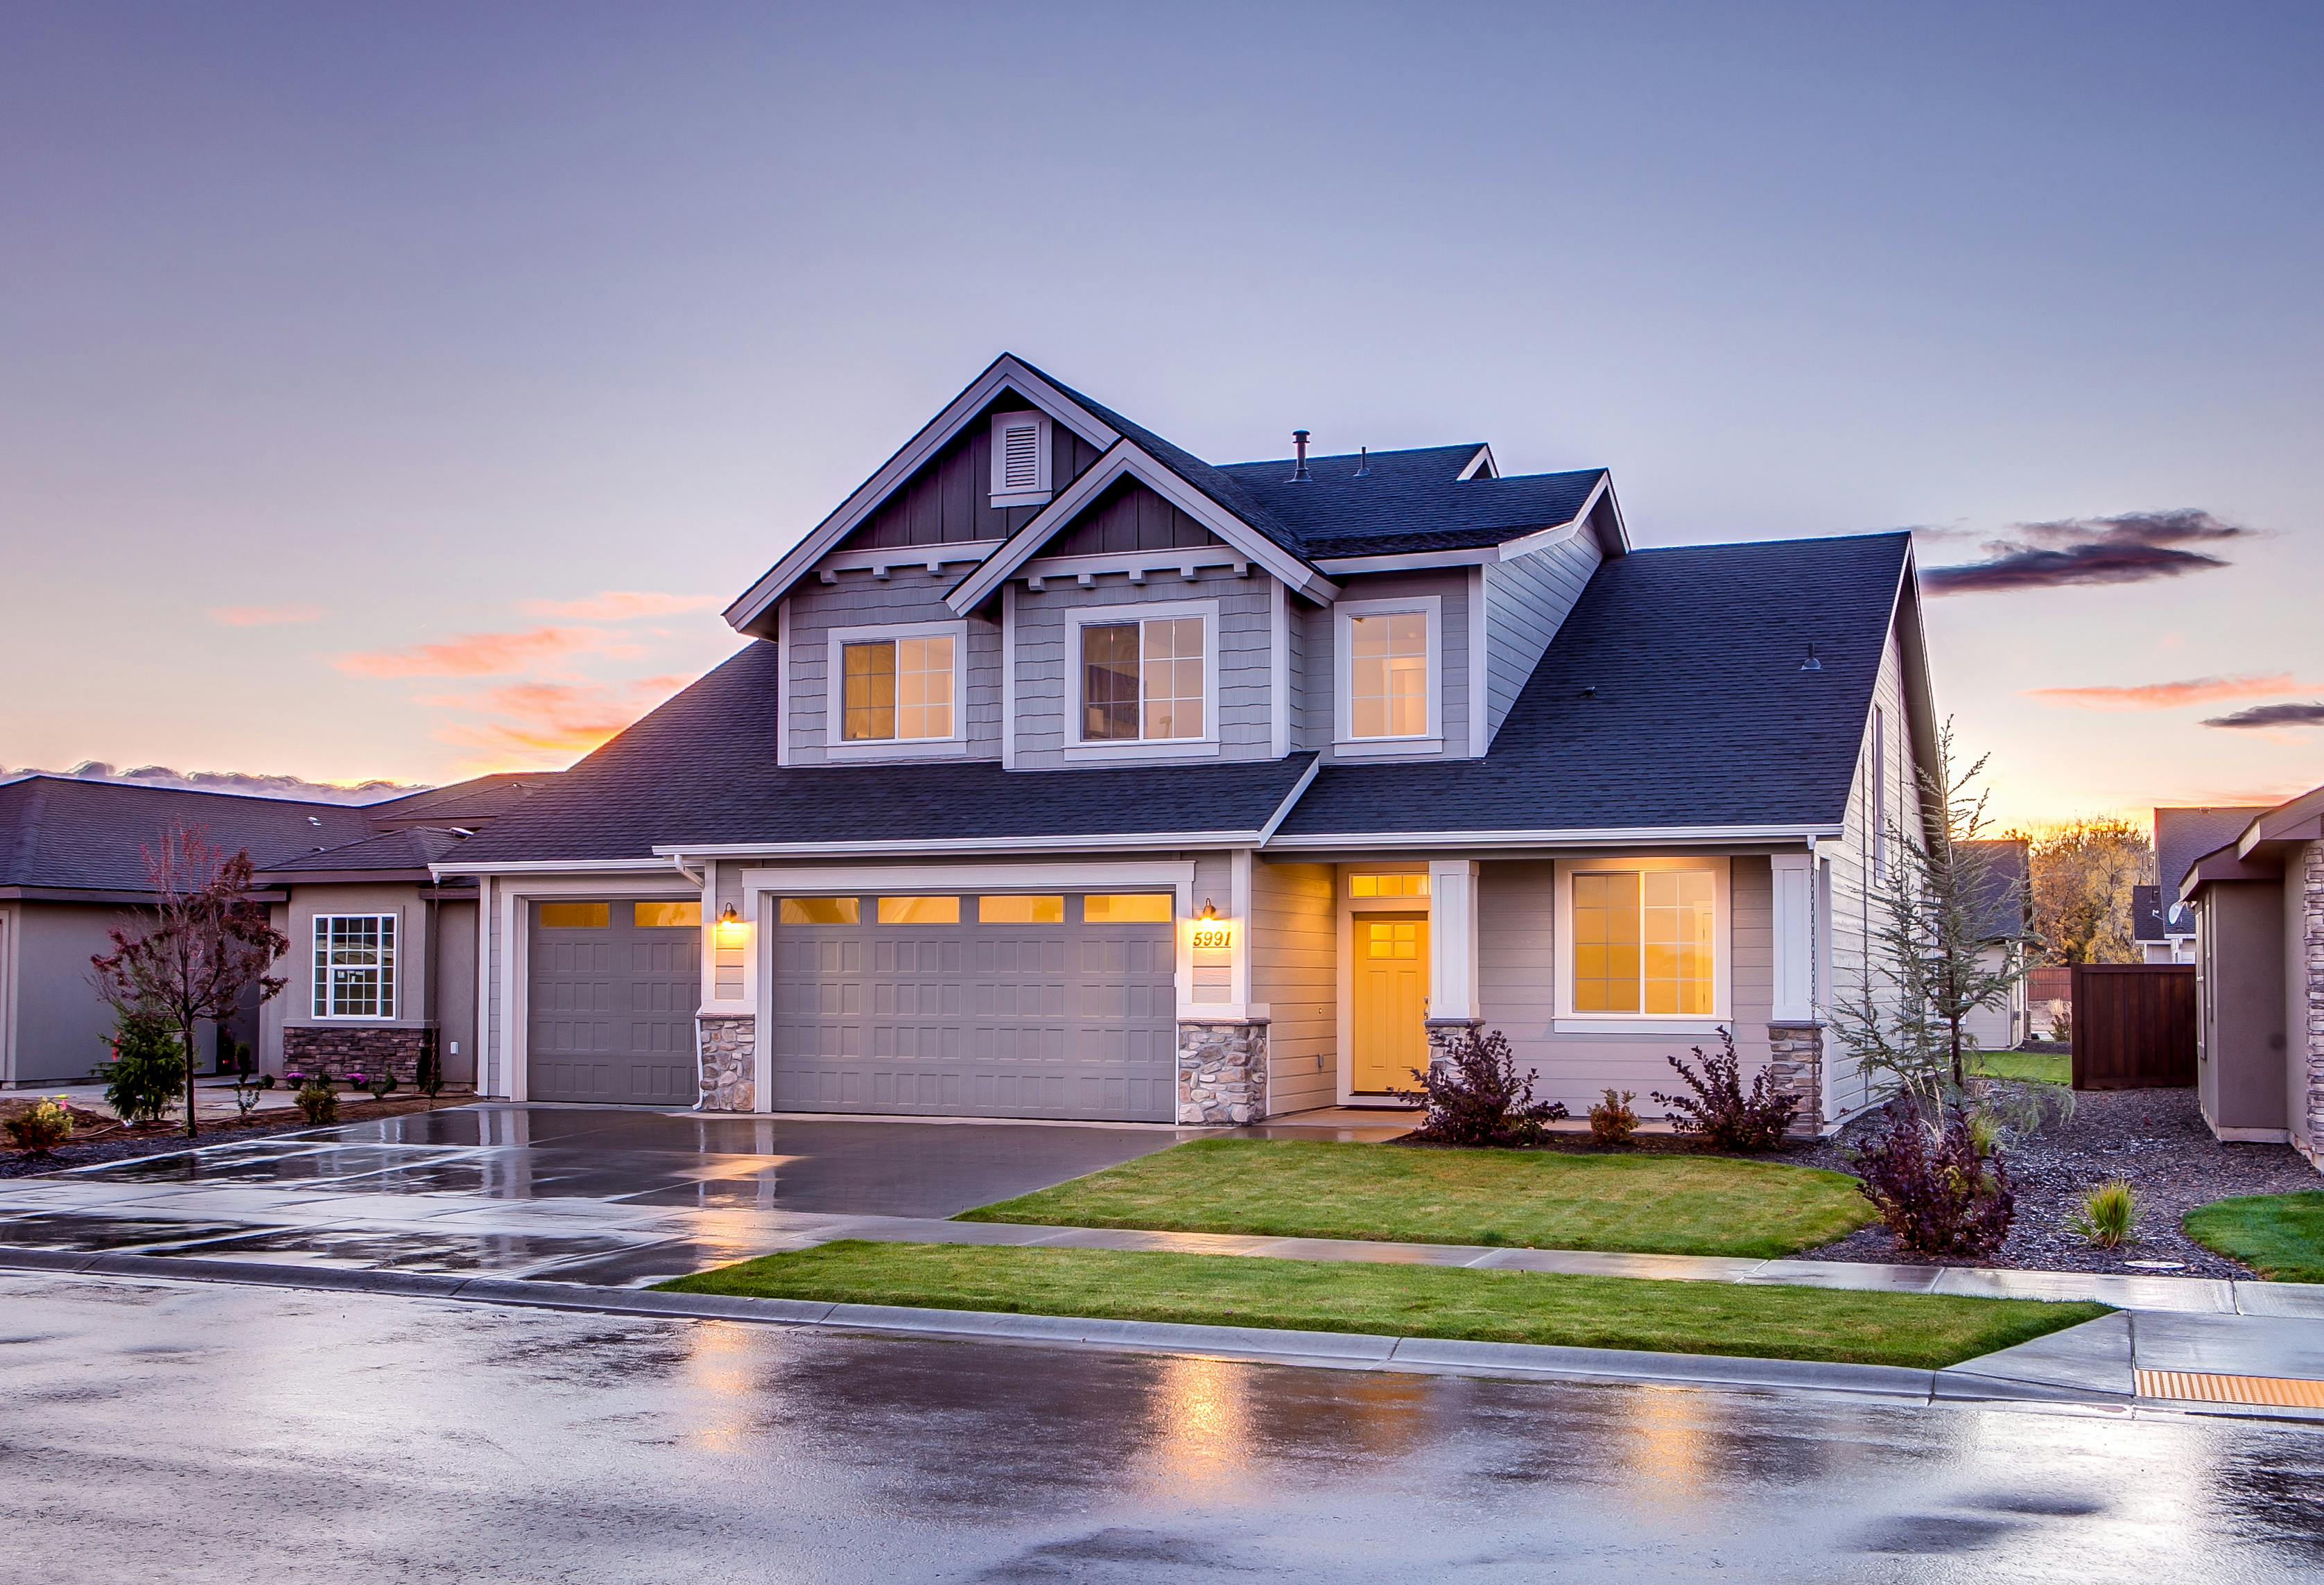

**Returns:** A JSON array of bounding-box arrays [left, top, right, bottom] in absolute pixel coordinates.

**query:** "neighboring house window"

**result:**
[[1334, 596, 1441, 750], [1556, 859, 1728, 1023], [1080, 615, 1206, 741], [313, 915, 395, 1019], [1871, 704, 1888, 881], [989, 410, 1052, 506]]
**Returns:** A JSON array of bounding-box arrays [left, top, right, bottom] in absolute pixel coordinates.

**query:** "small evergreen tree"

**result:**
[[1830, 720, 2027, 1105]]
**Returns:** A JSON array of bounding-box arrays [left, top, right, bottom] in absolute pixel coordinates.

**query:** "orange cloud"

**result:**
[[519, 591, 722, 621], [2023, 673, 2303, 711], [334, 627, 601, 679], [428, 676, 691, 763], [209, 603, 324, 627]]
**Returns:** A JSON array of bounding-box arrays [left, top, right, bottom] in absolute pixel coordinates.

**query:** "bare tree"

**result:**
[[91, 825, 288, 1138], [1830, 720, 2028, 1102]]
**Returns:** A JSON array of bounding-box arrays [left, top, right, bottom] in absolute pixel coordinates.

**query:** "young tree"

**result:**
[[91, 825, 288, 1139], [1830, 720, 2029, 1102], [2029, 817, 2154, 964]]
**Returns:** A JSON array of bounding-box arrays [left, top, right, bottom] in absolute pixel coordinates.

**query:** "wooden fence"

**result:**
[[2070, 963, 2196, 1090]]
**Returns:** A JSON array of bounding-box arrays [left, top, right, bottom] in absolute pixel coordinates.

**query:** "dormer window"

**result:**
[[1335, 595, 1441, 754], [989, 410, 1052, 508]]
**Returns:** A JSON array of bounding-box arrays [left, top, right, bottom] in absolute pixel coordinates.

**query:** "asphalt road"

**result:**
[[3, 1272, 2320, 1583]]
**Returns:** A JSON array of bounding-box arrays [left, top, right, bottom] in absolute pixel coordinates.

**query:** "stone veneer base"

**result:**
[[1766, 1021, 1827, 1138], [283, 1025, 426, 1083], [697, 1014, 755, 1112], [1178, 1020, 1268, 1125]]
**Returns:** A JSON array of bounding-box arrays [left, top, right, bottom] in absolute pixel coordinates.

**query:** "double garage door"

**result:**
[[770, 892, 1177, 1122], [526, 891, 1176, 1121]]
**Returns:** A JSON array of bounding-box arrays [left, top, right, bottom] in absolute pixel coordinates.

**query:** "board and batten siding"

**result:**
[[1299, 569, 1473, 761], [1009, 571, 1277, 768], [782, 580, 1004, 767], [1475, 857, 1776, 1117], [1822, 623, 1923, 1121], [1480, 530, 1603, 743], [851, 407, 1102, 549], [1250, 859, 1335, 1113]]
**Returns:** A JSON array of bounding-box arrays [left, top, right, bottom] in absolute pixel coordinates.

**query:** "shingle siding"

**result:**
[[781, 575, 1004, 766]]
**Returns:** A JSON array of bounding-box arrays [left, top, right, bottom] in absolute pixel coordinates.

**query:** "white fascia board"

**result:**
[[946, 440, 1337, 613], [1315, 548, 1498, 575], [1263, 824, 1841, 852], [724, 357, 1120, 634], [430, 858, 677, 878], [653, 831, 1269, 859], [1255, 756, 1322, 844], [1457, 445, 1497, 481]]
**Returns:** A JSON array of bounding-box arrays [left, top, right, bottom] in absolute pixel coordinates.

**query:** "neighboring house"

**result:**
[[440, 354, 1937, 1132], [0, 773, 548, 1088], [1961, 838, 2031, 1051], [2178, 782, 2324, 1165], [2149, 805, 2264, 964]]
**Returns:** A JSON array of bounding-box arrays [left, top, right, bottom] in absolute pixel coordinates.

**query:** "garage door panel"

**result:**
[[528, 901, 700, 1106], [774, 894, 1174, 1121]]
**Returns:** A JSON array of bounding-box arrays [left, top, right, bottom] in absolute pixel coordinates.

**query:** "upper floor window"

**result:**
[[313, 915, 396, 1020], [826, 621, 964, 751], [1079, 612, 1208, 743], [989, 410, 1052, 507], [1335, 596, 1440, 750]]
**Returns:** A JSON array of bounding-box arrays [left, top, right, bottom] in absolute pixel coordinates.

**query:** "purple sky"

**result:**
[[4, 3, 2319, 826]]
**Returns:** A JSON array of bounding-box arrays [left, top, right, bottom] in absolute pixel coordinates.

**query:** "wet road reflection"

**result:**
[[3, 1272, 2316, 1582]]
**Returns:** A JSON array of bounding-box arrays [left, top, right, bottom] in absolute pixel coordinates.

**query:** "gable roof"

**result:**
[[439, 643, 1321, 865], [254, 826, 476, 881], [361, 772, 551, 830], [1272, 532, 1916, 842], [0, 777, 375, 897], [1215, 447, 1615, 560], [1962, 838, 2031, 940], [2155, 804, 2271, 897]]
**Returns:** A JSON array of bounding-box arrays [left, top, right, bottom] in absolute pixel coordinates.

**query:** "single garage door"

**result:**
[[770, 891, 1176, 1120], [528, 899, 702, 1105]]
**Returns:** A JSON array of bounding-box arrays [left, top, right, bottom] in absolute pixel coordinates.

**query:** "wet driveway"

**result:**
[[2, 1270, 2317, 1582]]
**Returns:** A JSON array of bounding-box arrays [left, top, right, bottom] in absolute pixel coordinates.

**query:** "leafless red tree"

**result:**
[[91, 824, 288, 1138]]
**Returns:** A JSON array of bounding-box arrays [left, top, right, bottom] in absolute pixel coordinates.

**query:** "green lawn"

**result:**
[[956, 1138, 1878, 1260], [1968, 1049, 2072, 1085], [661, 1241, 2108, 1370], [2184, 1192, 2324, 1283]]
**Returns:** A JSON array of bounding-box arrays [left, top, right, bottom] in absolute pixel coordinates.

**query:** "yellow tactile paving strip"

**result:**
[[2136, 1370, 2324, 1408]]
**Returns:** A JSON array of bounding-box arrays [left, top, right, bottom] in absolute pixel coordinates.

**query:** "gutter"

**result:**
[[1263, 824, 1842, 853]]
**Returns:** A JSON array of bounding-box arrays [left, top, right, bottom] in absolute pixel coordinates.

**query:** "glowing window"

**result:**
[[1572, 870, 1715, 1015], [1364, 920, 1420, 960], [537, 902, 608, 930], [1082, 893, 1173, 923], [633, 901, 700, 929], [1348, 874, 1430, 899], [1348, 611, 1430, 738], [979, 894, 1065, 924], [878, 896, 960, 924], [778, 897, 860, 925], [1080, 616, 1205, 742], [842, 635, 954, 742]]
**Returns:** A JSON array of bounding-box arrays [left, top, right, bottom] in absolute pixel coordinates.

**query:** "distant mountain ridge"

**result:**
[[0, 760, 425, 805]]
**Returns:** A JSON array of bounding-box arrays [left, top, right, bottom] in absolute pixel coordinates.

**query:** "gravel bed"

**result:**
[[0, 1095, 468, 1180], [1793, 1086, 2320, 1279]]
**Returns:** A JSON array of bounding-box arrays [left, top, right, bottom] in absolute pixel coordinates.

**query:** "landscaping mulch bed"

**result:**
[[0, 1094, 469, 1180], [1792, 1086, 2320, 1280]]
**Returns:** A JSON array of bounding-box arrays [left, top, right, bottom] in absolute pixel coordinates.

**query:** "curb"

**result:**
[[0, 1243, 2102, 1410]]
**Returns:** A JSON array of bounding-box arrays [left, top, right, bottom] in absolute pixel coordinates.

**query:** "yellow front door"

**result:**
[[1352, 913, 1430, 1093]]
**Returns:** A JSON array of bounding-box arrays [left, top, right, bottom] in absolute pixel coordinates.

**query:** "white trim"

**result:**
[[822, 618, 969, 752], [1328, 737, 1444, 760], [1335, 864, 1434, 1104], [946, 440, 1338, 612], [1492, 518, 1586, 562], [773, 598, 792, 769], [1770, 851, 1814, 1021], [1229, 849, 1254, 1010], [989, 408, 1054, 507], [1333, 594, 1443, 752], [1457, 444, 1496, 481], [310, 912, 400, 1023], [1269, 577, 1291, 759], [1000, 580, 1018, 771], [1021, 550, 1252, 583], [657, 831, 1271, 858], [1552, 855, 1732, 1026], [725, 356, 1119, 632], [1314, 548, 1499, 575], [1466, 565, 1489, 758], [1257, 757, 1322, 845], [1265, 824, 1842, 852], [472, 877, 492, 1095], [435, 858, 684, 877], [815, 541, 1005, 576], [1428, 858, 1480, 1021], [1065, 596, 1221, 755]]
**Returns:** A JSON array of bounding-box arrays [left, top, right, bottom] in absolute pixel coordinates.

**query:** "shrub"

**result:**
[[365, 1071, 398, 1101], [2049, 1008, 2073, 1043], [105, 1010, 182, 1127], [295, 1079, 339, 1127], [1588, 1089, 1639, 1147], [4, 1098, 76, 1154], [2070, 1179, 2138, 1249], [1651, 1028, 1798, 1152], [1847, 1099, 2015, 1256], [1392, 1027, 1569, 1146], [417, 1034, 444, 1100]]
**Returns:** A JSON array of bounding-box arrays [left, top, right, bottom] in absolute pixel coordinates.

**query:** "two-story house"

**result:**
[[440, 356, 1933, 1130]]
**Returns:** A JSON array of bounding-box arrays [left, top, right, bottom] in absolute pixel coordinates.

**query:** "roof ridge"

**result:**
[[7, 772, 369, 810]]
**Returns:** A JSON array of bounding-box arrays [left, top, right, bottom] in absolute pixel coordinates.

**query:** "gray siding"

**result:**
[[1475, 857, 1776, 1118], [783, 582, 1004, 766], [1048, 477, 1221, 556], [1010, 572, 1277, 769], [1300, 569, 1474, 762], [6, 903, 130, 1084], [1251, 859, 1335, 1114], [852, 406, 1101, 549], [1481, 529, 1602, 744]]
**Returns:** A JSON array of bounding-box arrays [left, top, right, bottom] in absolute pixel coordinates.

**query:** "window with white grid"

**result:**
[[313, 915, 397, 1020]]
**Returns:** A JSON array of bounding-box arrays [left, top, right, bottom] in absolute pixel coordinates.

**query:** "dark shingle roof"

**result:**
[[256, 827, 474, 876], [1216, 447, 1607, 558], [1961, 838, 2029, 940], [362, 773, 547, 828], [0, 777, 375, 894], [446, 644, 1319, 863], [2130, 883, 2169, 943], [2154, 805, 2269, 897], [1276, 532, 1912, 838]]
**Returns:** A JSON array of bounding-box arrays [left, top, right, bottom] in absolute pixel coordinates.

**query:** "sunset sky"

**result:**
[[4, 3, 2319, 829]]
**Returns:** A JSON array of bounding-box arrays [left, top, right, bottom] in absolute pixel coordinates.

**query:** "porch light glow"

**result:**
[[714, 906, 748, 946], [1199, 900, 1217, 921]]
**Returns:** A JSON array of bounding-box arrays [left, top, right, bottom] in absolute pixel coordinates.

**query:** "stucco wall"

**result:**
[[2197, 880, 2289, 1139]]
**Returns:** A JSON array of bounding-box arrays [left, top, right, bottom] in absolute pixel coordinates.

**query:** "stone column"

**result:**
[[1177, 1019, 1269, 1125], [697, 1014, 756, 1112], [1423, 1017, 1484, 1077], [2301, 842, 2324, 1166], [1766, 1021, 1825, 1138]]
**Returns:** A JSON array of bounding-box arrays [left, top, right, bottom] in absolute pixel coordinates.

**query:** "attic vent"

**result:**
[[989, 410, 1052, 505]]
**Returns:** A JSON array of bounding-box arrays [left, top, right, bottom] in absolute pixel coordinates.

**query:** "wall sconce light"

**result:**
[[1199, 899, 1217, 921], [714, 904, 747, 944], [719, 906, 740, 926]]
